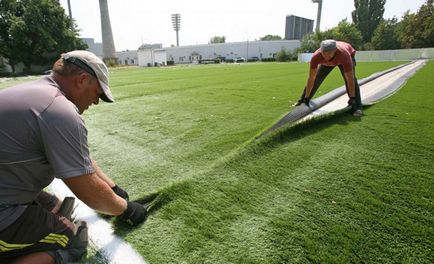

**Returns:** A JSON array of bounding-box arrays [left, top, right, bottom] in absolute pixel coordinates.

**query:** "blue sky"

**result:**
[[59, 0, 427, 51]]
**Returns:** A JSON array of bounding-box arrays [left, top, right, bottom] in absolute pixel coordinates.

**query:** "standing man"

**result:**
[[0, 50, 147, 264], [295, 39, 363, 117]]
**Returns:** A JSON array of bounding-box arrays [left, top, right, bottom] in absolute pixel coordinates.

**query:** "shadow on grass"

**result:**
[[258, 108, 364, 148]]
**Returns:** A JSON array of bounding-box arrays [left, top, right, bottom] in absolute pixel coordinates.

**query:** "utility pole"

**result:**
[[312, 0, 323, 32], [171, 14, 181, 47], [67, 0, 73, 31]]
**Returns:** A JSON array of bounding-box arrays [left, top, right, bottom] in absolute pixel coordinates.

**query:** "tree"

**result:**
[[299, 20, 363, 53], [209, 36, 226, 44], [0, 0, 86, 73], [371, 18, 400, 50], [0, 0, 26, 73], [396, 0, 434, 48], [352, 0, 386, 43], [299, 32, 324, 53], [260, 34, 282, 41], [325, 19, 364, 50]]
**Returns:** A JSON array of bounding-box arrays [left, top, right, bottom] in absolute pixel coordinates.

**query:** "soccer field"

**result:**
[[2, 61, 433, 263], [82, 61, 432, 264]]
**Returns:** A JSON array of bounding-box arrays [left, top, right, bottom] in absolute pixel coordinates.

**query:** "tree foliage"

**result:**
[[260, 34, 282, 41], [371, 18, 400, 50], [324, 20, 364, 50], [276, 48, 297, 62], [209, 36, 226, 44], [352, 0, 386, 42], [396, 0, 434, 49], [299, 20, 363, 52], [0, 0, 86, 73]]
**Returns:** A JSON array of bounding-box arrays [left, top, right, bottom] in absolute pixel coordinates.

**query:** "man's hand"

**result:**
[[112, 185, 129, 201], [120, 201, 147, 226]]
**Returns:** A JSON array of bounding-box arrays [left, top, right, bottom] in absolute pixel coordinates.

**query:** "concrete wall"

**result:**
[[137, 49, 167, 67], [116, 50, 138, 65], [298, 48, 434, 62]]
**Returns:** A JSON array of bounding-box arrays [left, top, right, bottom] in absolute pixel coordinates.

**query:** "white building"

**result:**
[[116, 50, 138, 65], [137, 49, 167, 67], [165, 40, 300, 64], [115, 40, 300, 67]]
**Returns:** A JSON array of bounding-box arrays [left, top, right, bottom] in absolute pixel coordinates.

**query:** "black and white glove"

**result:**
[[112, 185, 129, 201], [120, 201, 148, 226]]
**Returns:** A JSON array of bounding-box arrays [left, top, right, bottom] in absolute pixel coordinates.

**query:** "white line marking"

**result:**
[[49, 179, 147, 264]]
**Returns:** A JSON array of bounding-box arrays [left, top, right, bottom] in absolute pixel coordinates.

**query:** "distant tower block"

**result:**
[[99, 0, 116, 62]]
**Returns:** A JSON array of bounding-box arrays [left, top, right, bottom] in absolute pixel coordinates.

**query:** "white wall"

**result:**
[[137, 49, 167, 67], [165, 40, 300, 63], [116, 50, 138, 65], [298, 48, 434, 62]]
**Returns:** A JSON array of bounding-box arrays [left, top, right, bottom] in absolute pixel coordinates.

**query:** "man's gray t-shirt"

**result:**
[[0, 76, 94, 231]]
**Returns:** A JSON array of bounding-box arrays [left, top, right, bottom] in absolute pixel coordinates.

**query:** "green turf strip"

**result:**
[[88, 61, 432, 263], [113, 61, 432, 264]]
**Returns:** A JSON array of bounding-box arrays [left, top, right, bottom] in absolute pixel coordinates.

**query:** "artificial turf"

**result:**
[[2, 61, 432, 263], [86, 61, 433, 264]]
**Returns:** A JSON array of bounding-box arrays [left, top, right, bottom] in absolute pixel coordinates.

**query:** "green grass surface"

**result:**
[[2, 61, 433, 263]]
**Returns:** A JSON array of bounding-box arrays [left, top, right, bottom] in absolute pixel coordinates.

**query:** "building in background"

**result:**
[[81, 38, 103, 58], [165, 40, 300, 64], [285, 15, 314, 40], [116, 50, 138, 65], [115, 40, 300, 66]]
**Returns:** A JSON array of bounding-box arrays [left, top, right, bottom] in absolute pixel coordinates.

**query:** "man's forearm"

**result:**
[[64, 173, 127, 216], [92, 159, 115, 188], [345, 72, 356, 97]]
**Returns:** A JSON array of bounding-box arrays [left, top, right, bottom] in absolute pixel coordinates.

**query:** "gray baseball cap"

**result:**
[[62, 50, 114, 102], [320, 39, 337, 52]]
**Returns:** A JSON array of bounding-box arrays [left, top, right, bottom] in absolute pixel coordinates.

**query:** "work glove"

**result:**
[[120, 201, 148, 226], [112, 185, 129, 201]]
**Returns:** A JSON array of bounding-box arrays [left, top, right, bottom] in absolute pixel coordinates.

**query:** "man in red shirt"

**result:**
[[295, 39, 363, 116]]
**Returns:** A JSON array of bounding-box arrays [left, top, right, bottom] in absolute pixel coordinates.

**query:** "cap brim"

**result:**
[[99, 81, 114, 103]]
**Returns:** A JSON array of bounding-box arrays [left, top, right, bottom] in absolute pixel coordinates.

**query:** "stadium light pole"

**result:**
[[312, 0, 323, 32], [171, 14, 181, 47]]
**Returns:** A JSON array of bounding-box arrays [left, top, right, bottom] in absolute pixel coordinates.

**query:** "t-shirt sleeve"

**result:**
[[340, 52, 354, 73], [309, 52, 321, 69], [37, 96, 94, 179]]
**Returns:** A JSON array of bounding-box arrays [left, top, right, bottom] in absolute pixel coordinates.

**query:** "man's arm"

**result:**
[[63, 173, 127, 216], [92, 159, 129, 200], [305, 67, 318, 99], [344, 70, 356, 97], [92, 160, 115, 188]]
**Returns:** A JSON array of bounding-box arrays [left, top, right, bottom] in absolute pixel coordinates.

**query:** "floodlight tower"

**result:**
[[312, 0, 323, 32], [171, 14, 181, 47]]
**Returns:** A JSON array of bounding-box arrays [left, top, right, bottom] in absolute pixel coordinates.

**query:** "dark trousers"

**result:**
[[299, 57, 362, 110]]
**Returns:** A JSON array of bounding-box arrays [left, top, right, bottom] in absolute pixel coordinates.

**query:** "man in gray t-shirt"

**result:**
[[0, 50, 147, 263]]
